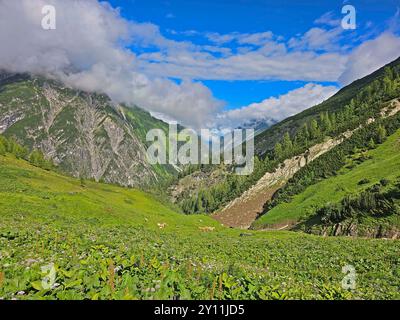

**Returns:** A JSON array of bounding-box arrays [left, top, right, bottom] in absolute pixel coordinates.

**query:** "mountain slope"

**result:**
[[215, 99, 400, 229], [172, 56, 400, 221], [254, 56, 400, 155], [253, 121, 400, 236], [0, 73, 176, 187], [213, 129, 354, 228], [0, 152, 399, 299]]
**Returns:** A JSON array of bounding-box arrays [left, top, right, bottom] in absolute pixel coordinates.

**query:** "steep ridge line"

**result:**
[[212, 99, 400, 229], [0, 75, 176, 187]]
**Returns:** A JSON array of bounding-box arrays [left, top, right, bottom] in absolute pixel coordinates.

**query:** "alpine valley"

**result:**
[[1, 57, 400, 300]]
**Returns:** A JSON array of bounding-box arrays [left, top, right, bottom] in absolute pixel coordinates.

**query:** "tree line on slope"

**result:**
[[0, 135, 54, 170], [178, 65, 400, 215], [316, 179, 400, 224], [261, 111, 400, 218]]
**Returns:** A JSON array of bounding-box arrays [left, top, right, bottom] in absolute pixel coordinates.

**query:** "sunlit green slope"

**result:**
[[0, 154, 399, 299], [253, 129, 400, 234]]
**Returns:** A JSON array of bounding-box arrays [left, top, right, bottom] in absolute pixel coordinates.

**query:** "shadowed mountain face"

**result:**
[[0, 73, 177, 187]]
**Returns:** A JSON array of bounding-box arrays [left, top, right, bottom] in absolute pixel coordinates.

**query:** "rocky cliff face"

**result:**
[[0, 73, 176, 187]]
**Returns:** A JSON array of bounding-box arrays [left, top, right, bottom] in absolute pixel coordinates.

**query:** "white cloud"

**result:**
[[139, 48, 348, 82], [0, 0, 399, 130], [288, 27, 344, 52], [215, 83, 338, 129], [206, 32, 239, 45], [237, 31, 274, 46], [0, 0, 223, 130], [338, 32, 400, 85], [205, 31, 274, 46], [137, 26, 349, 82], [138, 14, 400, 86], [314, 11, 340, 27], [139, 11, 400, 84]]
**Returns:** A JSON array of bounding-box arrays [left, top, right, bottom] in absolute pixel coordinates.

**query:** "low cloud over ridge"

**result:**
[[0, 0, 399, 130], [0, 0, 223, 129], [216, 84, 338, 130]]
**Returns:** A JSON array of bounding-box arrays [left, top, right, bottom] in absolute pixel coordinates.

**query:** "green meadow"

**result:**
[[0, 154, 399, 300]]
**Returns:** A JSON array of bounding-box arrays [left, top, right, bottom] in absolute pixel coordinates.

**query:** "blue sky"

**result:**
[[109, 0, 395, 37], [107, 0, 400, 111], [2, 0, 400, 130]]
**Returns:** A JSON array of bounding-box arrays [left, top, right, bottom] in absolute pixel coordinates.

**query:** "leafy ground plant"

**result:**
[[0, 154, 399, 300]]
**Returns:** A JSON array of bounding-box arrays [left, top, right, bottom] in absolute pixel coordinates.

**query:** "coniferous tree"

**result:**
[[329, 113, 337, 132], [376, 125, 387, 144], [321, 112, 332, 133], [309, 119, 321, 140], [0, 139, 5, 156], [282, 132, 293, 156], [12, 143, 28, 159], [368, 138, 376, 149], [296, 123, 310, 147], [29, 150, 46, 167], [195, 193, 204, 213], [274, 142, 283, 160]]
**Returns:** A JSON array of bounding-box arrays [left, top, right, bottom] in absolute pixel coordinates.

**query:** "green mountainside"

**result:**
[[171, 57, 400, 226], [254, 56, 400, 155], [0, 152, 399, 299], [0, 73, 176, 187], [253, 122, 400, 236]]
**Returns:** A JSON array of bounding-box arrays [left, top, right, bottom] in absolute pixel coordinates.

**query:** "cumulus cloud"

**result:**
[[314, 11, 341, 27], [338, 32, 400, 85], [137, 11, 354, 82], [0, 0, 223, 129], [205, 31, 274, 46], [215, 83, 338, 129], [144, 16, 400, 90], [139, 30, 348, 82], [139, 50, 348, 82], [288, 27, 344, 52], [1, 0, 399, 130], [139, 11, 400, 84]]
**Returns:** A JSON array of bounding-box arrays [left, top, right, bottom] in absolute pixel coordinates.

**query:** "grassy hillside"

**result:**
[[252, 128, 400, 231], [0, 154, 399, 299]]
